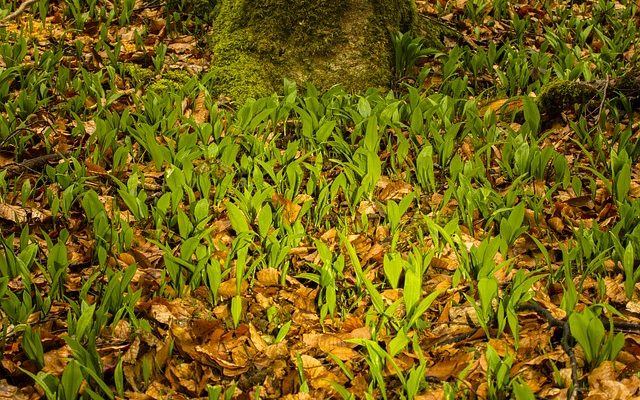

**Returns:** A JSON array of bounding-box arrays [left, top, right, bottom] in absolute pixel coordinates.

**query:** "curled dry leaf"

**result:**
[[263, 340, 289, 360], [604, 276, 627, 304], [85, 159, 107, 174], [357, 200, 379, 216], [298, 354, 342, 390], [426, 351, 473, 380], [167, 362, 199, 393], [626, 301, 640, 314], [42, 346, 72, 376], [548, 216, 565, 233], [0, 203, 27, 223], [461, 139, 474, 160], [415, 388, 446, 400], [113, 319, 132, 340], [218, 278, 249, 298], [320, 227, 337, 242], [430, 256, 455, 271], [272, 193, 302, 224], [192, 90, 209, 124], [150, 303, 174, 324], [378, 179, 412, 201], [118, 252, 136, 266], [629, 181, 640, 199], [587, 361, 635, 399], [256, 268, 280, 287], [0, 380, 31, 400], [249, 323, 269, 352]]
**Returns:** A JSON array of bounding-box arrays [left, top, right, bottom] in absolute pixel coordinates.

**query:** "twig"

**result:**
[[519, 301, 564, 327], [519, 300, 640, 399], [2, 152, 67, 178], [593, 75, 609, 125], [0, 0, 39, 24], [520, 300, 640, 333], [560, 320, 580, 400], [433, 329, 478, 346], [520, 301, 581, 398]]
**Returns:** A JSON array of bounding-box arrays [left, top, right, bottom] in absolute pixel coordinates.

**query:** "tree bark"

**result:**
[[204, 0, 423, 102]]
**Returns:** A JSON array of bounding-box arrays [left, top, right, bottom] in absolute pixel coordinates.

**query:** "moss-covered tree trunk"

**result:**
[[203, 0, 419, 102]]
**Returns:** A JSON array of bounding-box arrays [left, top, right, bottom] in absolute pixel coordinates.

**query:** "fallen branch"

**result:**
[[519, 301, 581, 398], [433, 329, 478, 347], [0, 0, 39, 24], [2, 152, 66, 178]]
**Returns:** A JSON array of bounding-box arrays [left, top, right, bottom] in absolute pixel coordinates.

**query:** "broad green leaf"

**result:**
[[225, 202, 250, 234], [615, 163, 631, 202], [231, 295, 243, 328], [22, 326, 44, 369], [341, 234, 385, 315], [60, 360, 83, 400], [478, 277, 498, 320], [522, 96, 540, 134], [383, 253, 402, 289], [388, 328, 409, 357], [408, 290, 442, 328], [275, 321, 292, 343], [316, 120, 336, 142], [403, 262, 421, 313]]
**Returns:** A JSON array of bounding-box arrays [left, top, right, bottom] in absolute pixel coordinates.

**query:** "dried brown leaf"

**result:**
[[192, 90, 209, 124], [426, 351, 473, 380], [42, 346, 72, 376], [587, 361, 633, 399], [378, 179, 412, 201], [0, 203, 27, 223], [218, 278, 248, 298], [272, 193, 302, 224], [256, 268, 280, 287], [0, 380, 31, 400], [548, 216, 565, 233]]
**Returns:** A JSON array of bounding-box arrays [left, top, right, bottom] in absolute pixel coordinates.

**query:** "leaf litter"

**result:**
[[0, 0, 640, 399]]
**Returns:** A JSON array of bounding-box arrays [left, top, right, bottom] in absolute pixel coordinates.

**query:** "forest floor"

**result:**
[[1, 0, 640, 399]]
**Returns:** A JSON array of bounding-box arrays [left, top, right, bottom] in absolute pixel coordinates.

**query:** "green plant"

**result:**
[[569, 307, 625, 370], [391, 31, 430, 84]]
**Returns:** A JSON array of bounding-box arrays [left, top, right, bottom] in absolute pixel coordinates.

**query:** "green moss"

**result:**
[[124, 63, 156, 86], [207, 36, 277, 101], [163, 70, 192, 84], [148, 79, 182, 93], [372, 0, 418, 33], [124, 63, 195, 93], [207, 0, 417, 104], [148, 69, 194, 93], [537, 80, 597, 115]]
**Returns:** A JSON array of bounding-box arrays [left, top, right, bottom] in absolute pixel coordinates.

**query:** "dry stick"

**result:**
[[593, 76, 610, 126], [519, 301, 581, 399], [3, 152, 66, 178], [561, 320, 580, 400], [0, 0, 39, 24], [433, 329, 478, 346], [520, 300, 640, 400]]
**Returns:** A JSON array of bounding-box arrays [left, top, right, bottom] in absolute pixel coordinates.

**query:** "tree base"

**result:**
[[206, 0, 424, 103]]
